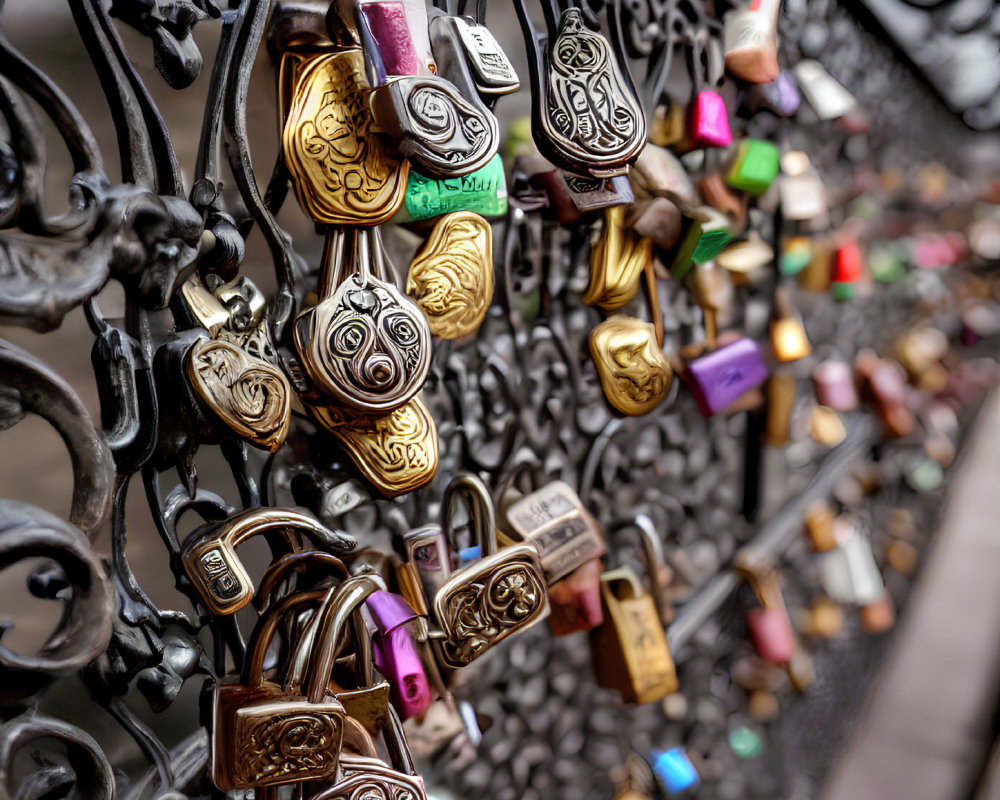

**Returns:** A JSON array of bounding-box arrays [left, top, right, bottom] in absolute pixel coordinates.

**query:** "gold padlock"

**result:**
[[583, 205, 653, 310], [589, 316, 673, 417], [589, 566, 678, 704], [406, 211, 494, 340], [212, 588, 346, 792], [430, 473, 549, 669], [281, 48, 408, 225]]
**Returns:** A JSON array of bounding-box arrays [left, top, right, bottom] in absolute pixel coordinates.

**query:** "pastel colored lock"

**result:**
[[651, 748, 700, 795], [727, 140, 780, 195], [395, 153, 508, 222], [750, 71, 802, 116], [780, 236, 812, 275], [684, 338, 768, 417], [688, 90, 732, 148], [366, 590, 433, 720], [548, 558, 604, 636], [812, 360, 858, 410], [746, 606, 795, 664]]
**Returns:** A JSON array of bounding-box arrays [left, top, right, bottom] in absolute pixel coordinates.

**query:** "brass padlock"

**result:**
[[589, 316, 673, 417], [281, 48, 408, 225], [589, 566, 678, 704], [181, 507, 353, 615], [583, 205, 652, 311], [212, 588, 346, 792], [308, 706, 427, 800], [430, 473, 549, 669]]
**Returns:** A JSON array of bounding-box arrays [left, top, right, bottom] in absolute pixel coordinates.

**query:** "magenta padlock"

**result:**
[[689, 91, 732, 148], [362, 1, 421, 75], [684, 338, 768, 416], [366, 590, 433, 720]]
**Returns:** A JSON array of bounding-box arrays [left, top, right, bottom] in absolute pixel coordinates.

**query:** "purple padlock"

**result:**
[[684, 338, 768, 416], [362, 1, 421, 75], [366, 590, 433, 720]]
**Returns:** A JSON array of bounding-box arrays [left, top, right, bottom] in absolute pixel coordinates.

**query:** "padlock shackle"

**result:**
[[304, 574, 384, 704], [600, 565, 645, 599], [186, 506, 355, 557], [254, 550, 350, 612], [241, 588, 330, 687], [441, 472, 497, 561]]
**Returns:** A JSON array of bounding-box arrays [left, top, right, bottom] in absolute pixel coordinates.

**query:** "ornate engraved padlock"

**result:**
[[443, 14, 520, 97], [588, 566, 678, 704], [281, 47, 408, 225], [181, 507, 353, 615], [515, 3, 646, 179], [294, 227, 432, 413], [212, 588, 347, 792], [309, 706, 427, 800], [406, 211, 494, 339], [429, 473, 550, 669]]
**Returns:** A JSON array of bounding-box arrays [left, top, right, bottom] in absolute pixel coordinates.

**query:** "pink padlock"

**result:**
[[689, 91, 733, 148], [548, 558, 604, 636], [741, 564, 795, 664], [366, 590, 433, 720], [812, 360, 858, 411]]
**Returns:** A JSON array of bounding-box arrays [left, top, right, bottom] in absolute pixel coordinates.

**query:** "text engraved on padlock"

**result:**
[[433, 550, 549, 668], [531, 517, 606, 582], [541, 8, 646, 177], [455, 20, 519, 90], [197, 549, 242, 602], [183, 542, 253, 613]]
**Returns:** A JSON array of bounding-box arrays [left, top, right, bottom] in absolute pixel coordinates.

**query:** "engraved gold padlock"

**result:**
[[583, 205, 653, 311], [429, 473, 549, 669], [281, 47, 408, 225], [212, 588, 346, 792], [180, 507, 353, 615], [589, 316, 673, 417], [406, 211, 494, 339], [589, 566, 678, 704]]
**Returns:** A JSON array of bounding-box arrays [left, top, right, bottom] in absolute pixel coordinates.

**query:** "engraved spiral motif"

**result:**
[[406, 212, 493, 339], [589, 315, 672, 416], [407, 85, 458, 144], [542, 8, 645, 174], [296, 275, 431, 412], [186, 338, 292, 451]]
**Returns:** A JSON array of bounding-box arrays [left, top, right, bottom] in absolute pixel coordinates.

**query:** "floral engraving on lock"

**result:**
[[434, 560, 548, 667], [283, 50, 408, 225], [406, 212, 493, 339], [542, 8, 645, 177], [186, 338, 292, 451], [306, 396, 438, 497], [296, 275, 431, 411], [234, 710, 344, 787], [589, 316, 672, 416]]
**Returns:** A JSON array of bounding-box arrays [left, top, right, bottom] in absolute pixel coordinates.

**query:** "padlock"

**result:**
[[854, 350, 915, 438], [583, 206, 653, 310], [429, 473, 550, 669], [669, 206, 732, 280], [627, 197, 683, 251], [769, 287, 811, 362], [793, 59, 858, 121], [739, 561, 795, 664], [812, 360, 858, 411], [308, 705, 427, 800], [726, 139, 780, 196], [305, 395, 440, 498], [779, 236, 812, 276], [212, 588, 347, 791], [778, 170, 827, 223], [181, 507, 353, 615], [831, 239, 863, 300], [817, 517, 885, 606], [547, 558, 605, 636], [723, 0, 780, 84], [400, 523, 452, 614], [763, 372, 795, 447], [650, 748, 700, 796], [589, 566, 678, 704], [358, 0, 434, 76], [366, 589, 433, 720], [630, 144, 699, 208], [803, 502, 837, 553], [589, 316, 673, 417], [444, 14, 519, 97], [686, 36, 731, 148], [294, 227, 431, 413], [280, 48, 408, 225], [394, 153, 508, 223], [502, 480, 608, 585], [514, 3, 646, 179], [682, 337, 769, 417], [747, 71, 801, 116], [406, 211, 493, 339]]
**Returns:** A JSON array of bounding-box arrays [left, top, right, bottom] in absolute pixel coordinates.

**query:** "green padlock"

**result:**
[[669, 206, 732, 280], [726, 139, 780, 196], [394, 154, 508, 223]]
